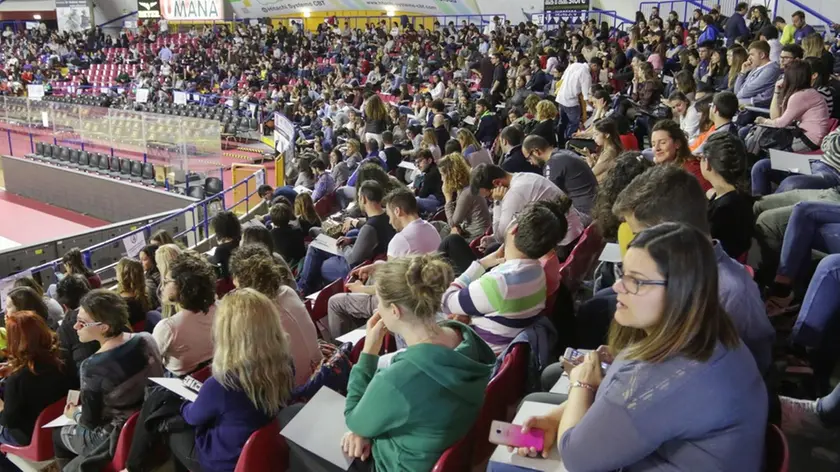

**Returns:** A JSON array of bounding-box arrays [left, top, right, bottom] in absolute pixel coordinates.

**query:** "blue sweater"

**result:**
[[560, 342, 768, 472], [181, 377, 273, 472], [734, 61, 782, 107]]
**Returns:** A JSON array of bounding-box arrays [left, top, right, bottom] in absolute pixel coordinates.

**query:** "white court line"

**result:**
[[0, 235, 20, 251]]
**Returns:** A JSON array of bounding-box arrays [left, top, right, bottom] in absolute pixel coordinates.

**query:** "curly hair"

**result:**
[[438, 153, 471, 197], [535, 100, 558, 121], [230, 245, 288, 298], [592, 152, 654, 240], [169, 251, 217, 313]]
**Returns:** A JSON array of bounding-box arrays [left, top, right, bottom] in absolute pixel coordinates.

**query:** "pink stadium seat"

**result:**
[[0, 397, 66, 462]]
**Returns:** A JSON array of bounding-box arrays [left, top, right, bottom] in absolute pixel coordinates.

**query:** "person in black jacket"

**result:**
[[0, 311, 69, 451], [209, 211, 241, 297], [55, 274, 95, 389], [499, 125, 541, 174], [474, 99, 501, 146], [381, 131, 402, 172], [269, 202, 306, 265], [413, 149, 444, 214]]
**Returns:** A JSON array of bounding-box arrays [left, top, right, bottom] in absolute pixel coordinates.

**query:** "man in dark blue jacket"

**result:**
[[724, 2, 751, 47]]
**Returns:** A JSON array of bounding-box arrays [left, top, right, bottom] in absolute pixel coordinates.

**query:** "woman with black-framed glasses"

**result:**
[[504, 223, 768, 472]]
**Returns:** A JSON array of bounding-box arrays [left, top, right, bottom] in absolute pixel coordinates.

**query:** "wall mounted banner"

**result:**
[[56, 0, 91, 33], [543, 0, 590, 12], [227, 0, 481, 17], [161, 0, 224, 20], [138, 0, 162, 19]]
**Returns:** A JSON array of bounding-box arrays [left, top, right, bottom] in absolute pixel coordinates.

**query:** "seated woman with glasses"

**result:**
[[502, 223, 767, 471]]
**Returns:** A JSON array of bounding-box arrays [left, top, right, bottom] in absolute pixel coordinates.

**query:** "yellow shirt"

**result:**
[[617, 222, 634, 257], [780, 25, 796, 45]]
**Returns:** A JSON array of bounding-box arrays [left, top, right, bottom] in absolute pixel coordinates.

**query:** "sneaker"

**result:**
[[780, 396, 838, 440], [766, 292, 797, 317]]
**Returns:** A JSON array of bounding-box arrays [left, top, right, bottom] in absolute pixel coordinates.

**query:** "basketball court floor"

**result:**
[[0, 165, 108, 249]]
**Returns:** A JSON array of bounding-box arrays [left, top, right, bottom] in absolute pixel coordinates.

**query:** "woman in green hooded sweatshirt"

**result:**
[[282, 253, 496, 472]]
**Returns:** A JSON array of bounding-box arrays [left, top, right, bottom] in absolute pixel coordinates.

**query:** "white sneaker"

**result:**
[[780, 396, 838, 440]]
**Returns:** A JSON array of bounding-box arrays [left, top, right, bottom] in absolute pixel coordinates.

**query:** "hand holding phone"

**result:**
[[489, 420, 544, 451]]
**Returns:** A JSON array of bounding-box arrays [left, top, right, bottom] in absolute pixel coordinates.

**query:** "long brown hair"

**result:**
[[5, 311, 63, 375], [779, 60, 812, 110], [728, 46, 748, 89], [364, 94, 389, 123], [607, 223, 740, 363], [294, 192, 321, 226], [116, 257, 150, 312], [595, 119, 622, 154]]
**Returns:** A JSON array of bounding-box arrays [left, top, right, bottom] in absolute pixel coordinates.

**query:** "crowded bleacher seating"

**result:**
[[3, 3, 840, 470]]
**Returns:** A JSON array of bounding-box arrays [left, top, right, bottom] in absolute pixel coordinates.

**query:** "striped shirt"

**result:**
[[821, 126, 840, 173], [441, 259, 546, 354]]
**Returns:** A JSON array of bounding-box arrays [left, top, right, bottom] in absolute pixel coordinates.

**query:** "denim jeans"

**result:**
[[558, 104, 581, 140], [777, 201, 840, 281], [751, 159, 840, 196], [297, 246, 351, 295], [415, 195, 441, 214]]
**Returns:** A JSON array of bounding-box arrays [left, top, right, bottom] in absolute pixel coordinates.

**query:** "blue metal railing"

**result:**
[[5, 168, 265, 282], [773, 0, 836, 31], [639, 0, 713, 25]]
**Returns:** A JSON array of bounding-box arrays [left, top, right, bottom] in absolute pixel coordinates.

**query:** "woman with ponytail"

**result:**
[[282, 254, 496, 472], [699, 132, 754, 259]]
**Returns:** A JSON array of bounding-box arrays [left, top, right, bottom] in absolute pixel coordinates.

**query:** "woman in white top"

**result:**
[[153, 251, 216, 376]]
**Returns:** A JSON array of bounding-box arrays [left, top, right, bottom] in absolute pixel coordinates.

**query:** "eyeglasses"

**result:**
[[75, 319, 102, 329], [615, 266, 667, 295]]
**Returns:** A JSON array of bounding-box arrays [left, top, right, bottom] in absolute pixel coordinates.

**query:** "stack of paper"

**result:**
[[310, 234, 341, 256]]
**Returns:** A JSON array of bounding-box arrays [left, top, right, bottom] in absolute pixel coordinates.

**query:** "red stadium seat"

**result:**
[[0, 397, 66, 464], [191, 365, 212, 382], [766, 424, 789, 472], [101, 412, 140, 472], [234, 420, 288, 472], [558, 224, 605, 292], [314, 192, 339, 219], [305, 278, 345, 337]]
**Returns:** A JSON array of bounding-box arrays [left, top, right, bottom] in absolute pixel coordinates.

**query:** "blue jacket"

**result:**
[[698, 24, 719, 44], [734, 61, 782, 107], [724, 13, 750, 47], [491, 316, 556, 393]]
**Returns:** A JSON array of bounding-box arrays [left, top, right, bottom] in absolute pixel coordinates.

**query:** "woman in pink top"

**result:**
[[230, 245, 322, 386], [748, 61, 834, 195]]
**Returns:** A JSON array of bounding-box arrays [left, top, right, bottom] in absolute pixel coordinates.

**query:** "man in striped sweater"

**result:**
[[441, 199, 570, 354]]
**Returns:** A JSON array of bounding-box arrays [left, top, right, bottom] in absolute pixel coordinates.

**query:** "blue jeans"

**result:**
[[751, 159, 840, 196], [297, 246, 351, 295], [777, 201, 840, 281], [558, 105, 581, 140], [415, 195, 441, 214], [792, 254, 840, 348]]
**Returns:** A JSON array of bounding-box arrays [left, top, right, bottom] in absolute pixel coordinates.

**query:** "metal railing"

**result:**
[[2, 168, 266, 284], [773, 0, 836, 32], [638, 0, 713, 24]]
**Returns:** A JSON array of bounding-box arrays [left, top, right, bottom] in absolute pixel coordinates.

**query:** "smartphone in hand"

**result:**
[[488, 420, 544, 451]]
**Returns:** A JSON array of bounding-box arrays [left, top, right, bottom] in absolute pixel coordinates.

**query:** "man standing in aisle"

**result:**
[[554, 54, 591, 143]]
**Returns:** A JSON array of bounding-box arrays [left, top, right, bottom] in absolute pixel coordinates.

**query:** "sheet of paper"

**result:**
[[66, 390, 80, 406], [306, 290, 321, 301], [310, 234, 341, 256], [770, 149, 814, 175], [122, 232, 147, 258], [488, 402, 568, 471], [598, 243, 621, 263], [136, 88, 149, 103], [744, 106, 771, 115], [43, 414, 76, 429], [336, 328, 366, 345], [173, 91, 188, 105], [294, 186, 313, 194], [397, 161, 417, 171], [377, 349, 405, 369], [150, 377, 199, 402], [549, 373, 570, 395], [280, 387, 353, 470]]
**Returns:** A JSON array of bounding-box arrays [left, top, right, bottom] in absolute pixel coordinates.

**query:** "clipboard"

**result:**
[[769, 149, 815, 175]]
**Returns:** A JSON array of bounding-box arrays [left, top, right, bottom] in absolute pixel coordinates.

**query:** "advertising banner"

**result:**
[[161, 0, 224, 20], [56, 0, 91, 33], [543, 0, 590, 12], [138, 0, 162, 19], [227, 0, 481, 17]]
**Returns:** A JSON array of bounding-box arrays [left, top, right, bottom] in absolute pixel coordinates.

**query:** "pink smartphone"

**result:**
[[488, 420, 544, 450]]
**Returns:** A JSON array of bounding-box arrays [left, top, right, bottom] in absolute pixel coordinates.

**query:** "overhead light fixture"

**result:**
[[33, 14, 42, 20], [302, 8, 311, 17], [385, 6, 396, 16]]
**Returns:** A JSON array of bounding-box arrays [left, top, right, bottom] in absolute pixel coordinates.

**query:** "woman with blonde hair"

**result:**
[[456, 128, 492, 167], [282, 254, 495, 472], [802, 32, 834, 79], [363, 94, 390, 147], [532, 100, 559, 146], [345, 139, 363, 170], [511, 223, 767, 470], [421, 127, 441, 161], [727, 46, 748, 90], [439, 153, 491, 241], [162, 288, 294, 472], [116, 257, 150, 327], [154, 243, 183, 318]]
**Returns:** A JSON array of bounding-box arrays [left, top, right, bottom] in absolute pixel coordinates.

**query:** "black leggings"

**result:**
[[437, 234, 477, 275]]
